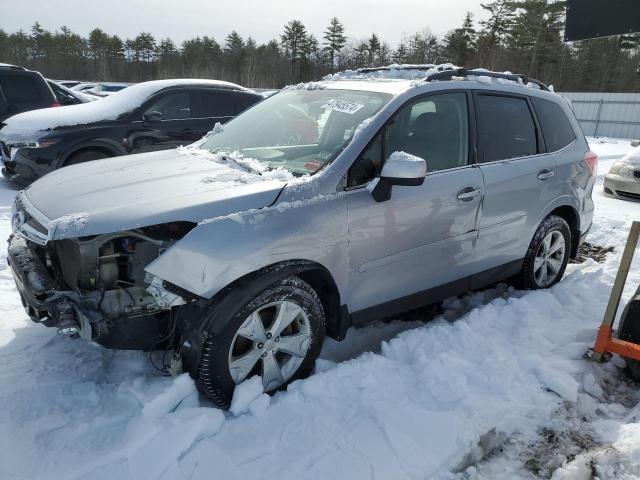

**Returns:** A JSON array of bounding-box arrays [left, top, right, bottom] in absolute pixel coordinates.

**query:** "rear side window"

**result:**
[[532, 97, 576, 152], [0, 74, 45, 103], [476, 95, 538, 162], [198, 91, 239, 117]]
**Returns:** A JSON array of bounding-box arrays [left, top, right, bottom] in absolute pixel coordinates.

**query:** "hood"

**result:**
[[23, 149, 287, 239], [0, 102, 112, 140]]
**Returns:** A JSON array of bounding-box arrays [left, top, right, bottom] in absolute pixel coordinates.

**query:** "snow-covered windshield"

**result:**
[[201, 89, 391, 176]]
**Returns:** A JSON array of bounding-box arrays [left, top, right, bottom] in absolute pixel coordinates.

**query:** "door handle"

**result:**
[[537, 169, 555, 181], [457, 187, 482, 201]]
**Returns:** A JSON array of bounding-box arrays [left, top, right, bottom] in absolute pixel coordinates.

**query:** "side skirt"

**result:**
[[349, 259, 523, 327]]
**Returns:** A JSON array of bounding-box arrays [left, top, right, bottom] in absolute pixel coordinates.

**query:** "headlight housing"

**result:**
[[609, 161, 631, 177], [11, 137, 61, 149]]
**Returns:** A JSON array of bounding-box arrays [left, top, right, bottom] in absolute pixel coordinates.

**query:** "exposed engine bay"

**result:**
[[8, 222, 195, 350]]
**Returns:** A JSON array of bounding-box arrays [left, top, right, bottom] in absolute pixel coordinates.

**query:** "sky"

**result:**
[[1, 0, 487, 47]]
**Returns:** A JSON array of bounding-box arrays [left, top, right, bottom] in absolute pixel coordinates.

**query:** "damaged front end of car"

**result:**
[[7, 196, 197, 350]]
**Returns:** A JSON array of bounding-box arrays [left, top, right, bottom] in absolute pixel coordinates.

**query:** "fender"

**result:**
[[59, 137, 127, 167], [145, 170, 349, 302]]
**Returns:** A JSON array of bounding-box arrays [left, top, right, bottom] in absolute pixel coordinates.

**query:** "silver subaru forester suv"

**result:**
[[8, 65, 596, 407]]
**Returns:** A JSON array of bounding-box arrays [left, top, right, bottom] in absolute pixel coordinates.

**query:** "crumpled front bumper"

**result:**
[[6, 234, 101, 340], [7, 234, 58, 323]]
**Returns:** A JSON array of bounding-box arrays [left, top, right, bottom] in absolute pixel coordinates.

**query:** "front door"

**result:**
[[345, 92, 484, 317], [129, 90, 202, 153]]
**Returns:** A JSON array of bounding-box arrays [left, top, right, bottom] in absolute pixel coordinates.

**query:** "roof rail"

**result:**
[[426, 68, 550, 91], [356, 64, 453, 74]]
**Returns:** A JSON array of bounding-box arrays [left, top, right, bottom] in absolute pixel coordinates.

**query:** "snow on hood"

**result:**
[[621, 145, 640, 165], [23, 147, 288, 239], [0, 79, 247, 140]]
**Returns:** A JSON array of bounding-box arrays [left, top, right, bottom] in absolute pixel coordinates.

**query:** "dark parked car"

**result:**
[[0, 64, 59, 123], [0, 79, 262, 184]]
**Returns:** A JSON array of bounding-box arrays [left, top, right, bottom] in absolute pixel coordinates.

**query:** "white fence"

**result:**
[[559, 92, 640, 139]]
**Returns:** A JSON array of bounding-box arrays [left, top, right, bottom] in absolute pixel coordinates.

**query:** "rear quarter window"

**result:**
[[198, 90, 239, 117], [531, 97, 577, 152], [0, 74, 46, 103]]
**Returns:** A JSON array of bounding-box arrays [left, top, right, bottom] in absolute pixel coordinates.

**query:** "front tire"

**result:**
[[516, 215, 571, 290], [196, 276, 325, 408], [65, 150, 109, 166]]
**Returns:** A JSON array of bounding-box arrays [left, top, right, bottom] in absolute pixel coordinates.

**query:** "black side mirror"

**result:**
[[143, 111, 163, 123]]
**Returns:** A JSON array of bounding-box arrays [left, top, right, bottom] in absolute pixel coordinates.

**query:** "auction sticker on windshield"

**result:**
[[321, 99, 364, 115]]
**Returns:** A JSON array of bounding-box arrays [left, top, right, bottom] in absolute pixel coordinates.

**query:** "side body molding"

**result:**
[[144, 168, 349, 300]]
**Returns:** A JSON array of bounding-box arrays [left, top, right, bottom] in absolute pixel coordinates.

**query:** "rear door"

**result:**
[[0, 71, 55, 122], [473, 92, 556, 274], [128, 89, 201, 153]]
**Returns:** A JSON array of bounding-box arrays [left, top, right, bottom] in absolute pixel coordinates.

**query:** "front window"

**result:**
[[201, 89, 391, 176]]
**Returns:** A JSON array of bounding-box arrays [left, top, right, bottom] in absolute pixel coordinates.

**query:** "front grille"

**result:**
[[634, 170, 640, 179], [616, 190, 640, 200], [14, 195, 49, 237]]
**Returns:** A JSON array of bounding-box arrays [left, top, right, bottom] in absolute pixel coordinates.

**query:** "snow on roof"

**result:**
[[0, 79, 249, 138], [316, 63, 552, 94], [323, 63, 460, 81]]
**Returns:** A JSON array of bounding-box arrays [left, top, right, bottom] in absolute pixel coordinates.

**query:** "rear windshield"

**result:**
[[0, 74, 45, 103]]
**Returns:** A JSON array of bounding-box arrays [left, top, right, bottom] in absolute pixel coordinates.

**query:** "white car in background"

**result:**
[[604, 145, 640, 201]]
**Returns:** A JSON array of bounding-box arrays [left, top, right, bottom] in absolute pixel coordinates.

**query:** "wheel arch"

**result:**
[[176, 259, 350, 379], [535, 197, 581, 259], [549, 205, 580, 258], [212, 259, 348, 341], [60, 138, 126, 167]]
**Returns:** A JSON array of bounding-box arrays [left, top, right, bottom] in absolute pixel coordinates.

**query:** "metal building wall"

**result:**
[[558, 92, 640, 139]]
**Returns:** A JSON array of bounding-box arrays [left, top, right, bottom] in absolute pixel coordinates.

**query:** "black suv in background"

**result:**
[[0, 79, 263, 184], [0, 64, 59, 123]]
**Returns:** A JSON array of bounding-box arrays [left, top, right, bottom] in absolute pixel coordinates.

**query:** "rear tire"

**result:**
[[65, 150, 109, 166], [195, 276, 325, 409], [516, 215, 571, 290]]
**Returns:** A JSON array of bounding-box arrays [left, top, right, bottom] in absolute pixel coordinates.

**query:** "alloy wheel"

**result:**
[[228, 300, 312, 392], [534, 230, 566, 287]]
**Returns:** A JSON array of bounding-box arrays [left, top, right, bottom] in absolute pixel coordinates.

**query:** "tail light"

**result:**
[[585, 150, 598, 176], [51, 102, 61, 108]]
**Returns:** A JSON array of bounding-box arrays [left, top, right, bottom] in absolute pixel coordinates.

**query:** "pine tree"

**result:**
[[443, 12, 477, 66], [368, 33, 381, 66], [322, 17, 347, 70], [394, 42, 409, 63]]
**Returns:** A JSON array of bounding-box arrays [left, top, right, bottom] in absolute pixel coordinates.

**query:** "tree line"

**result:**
[[1, 0, 638, 91]]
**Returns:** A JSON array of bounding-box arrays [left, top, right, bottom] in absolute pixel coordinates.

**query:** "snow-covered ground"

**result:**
[[1, 137, 639, 480]]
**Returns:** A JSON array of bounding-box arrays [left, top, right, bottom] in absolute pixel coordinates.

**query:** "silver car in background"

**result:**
[[7, 65, 596, 408], [604, 145, 640, 200]]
